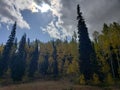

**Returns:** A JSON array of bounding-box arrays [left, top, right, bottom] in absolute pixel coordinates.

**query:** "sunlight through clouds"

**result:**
[[0, 0, 120, 40], [30, 2, 50, 13]]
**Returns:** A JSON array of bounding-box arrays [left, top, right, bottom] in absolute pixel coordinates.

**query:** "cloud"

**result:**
[[0, 0, 32, 29], [34, 0, 51, 5], [60, 0, 120, 37], [42, 0, 120, 39], [0, 0, 120, 39], [6, 25, 10, 31], [0, 0, 62, 31], [0, 0, 50, 29], [0, 23, 1, 28], [40, 0, 66, 39], [42, 21, 61, 39]]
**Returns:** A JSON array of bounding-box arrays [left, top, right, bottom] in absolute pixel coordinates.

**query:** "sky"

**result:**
[[0, 0, 120, 44]]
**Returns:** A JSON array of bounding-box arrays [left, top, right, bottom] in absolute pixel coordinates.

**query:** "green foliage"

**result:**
[[92, 73, 100, 85], [28, 40, 39, 77], [0, 5, 120, 85], [105, 73, 114, 85], [52, 41, 58, 77], [79, 74, 86, 85], [0, 22, 16, 77], [39, 53, 49, 75], [118, 67, 120, 77], [11, 34, 27, 81], [77, 4, 96, 80], [94, 22, 120, 81], [63, 59, 69, 76], [67, 60, 79, 76]]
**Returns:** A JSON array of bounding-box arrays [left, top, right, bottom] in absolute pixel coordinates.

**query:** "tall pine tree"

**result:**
[[52, 41, 58, 77], [77, 5, 95, 80], [28, 40, 39, 77], [11, 34, 27, 81], [0, 22, 16, 77], [39, 52, 49, 76]]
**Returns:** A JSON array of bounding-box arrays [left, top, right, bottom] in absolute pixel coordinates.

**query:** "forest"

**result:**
[[0, 5, 120, 87]]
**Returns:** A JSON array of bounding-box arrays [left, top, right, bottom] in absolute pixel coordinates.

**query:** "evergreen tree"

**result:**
[[77, 5, 96, 80], [27, 38, 30, 48], [9, 38, 18, 73], [28, 40, 39, 77], [0, 22, 16, 77], [11, 34, 27, 81], [39, 52, 49, 75], [52, 41, 58, 77]]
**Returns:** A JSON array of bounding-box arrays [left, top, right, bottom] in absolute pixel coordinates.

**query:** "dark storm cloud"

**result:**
[[60, 0, 120, 37]]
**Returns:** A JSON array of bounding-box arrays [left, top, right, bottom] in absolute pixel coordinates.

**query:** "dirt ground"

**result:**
[[0, 80, 119, 90]]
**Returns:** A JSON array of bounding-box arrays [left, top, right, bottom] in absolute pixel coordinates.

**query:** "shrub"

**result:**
[[79, 74, 86, 85]]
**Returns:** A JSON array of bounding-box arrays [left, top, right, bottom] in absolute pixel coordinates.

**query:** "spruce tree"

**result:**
[[27, 38, 30, 48], [9, 38, 17, 72], [77, 5, 95, 80], [28, 40, 39, 77], [11, 34, 27, 81], [0, 22, 16, 77], [52, 41, 58, 77], [39, 53, 49, 76]]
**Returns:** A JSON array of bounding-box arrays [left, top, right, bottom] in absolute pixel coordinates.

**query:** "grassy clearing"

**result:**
[[0, 80, 119, 90]]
